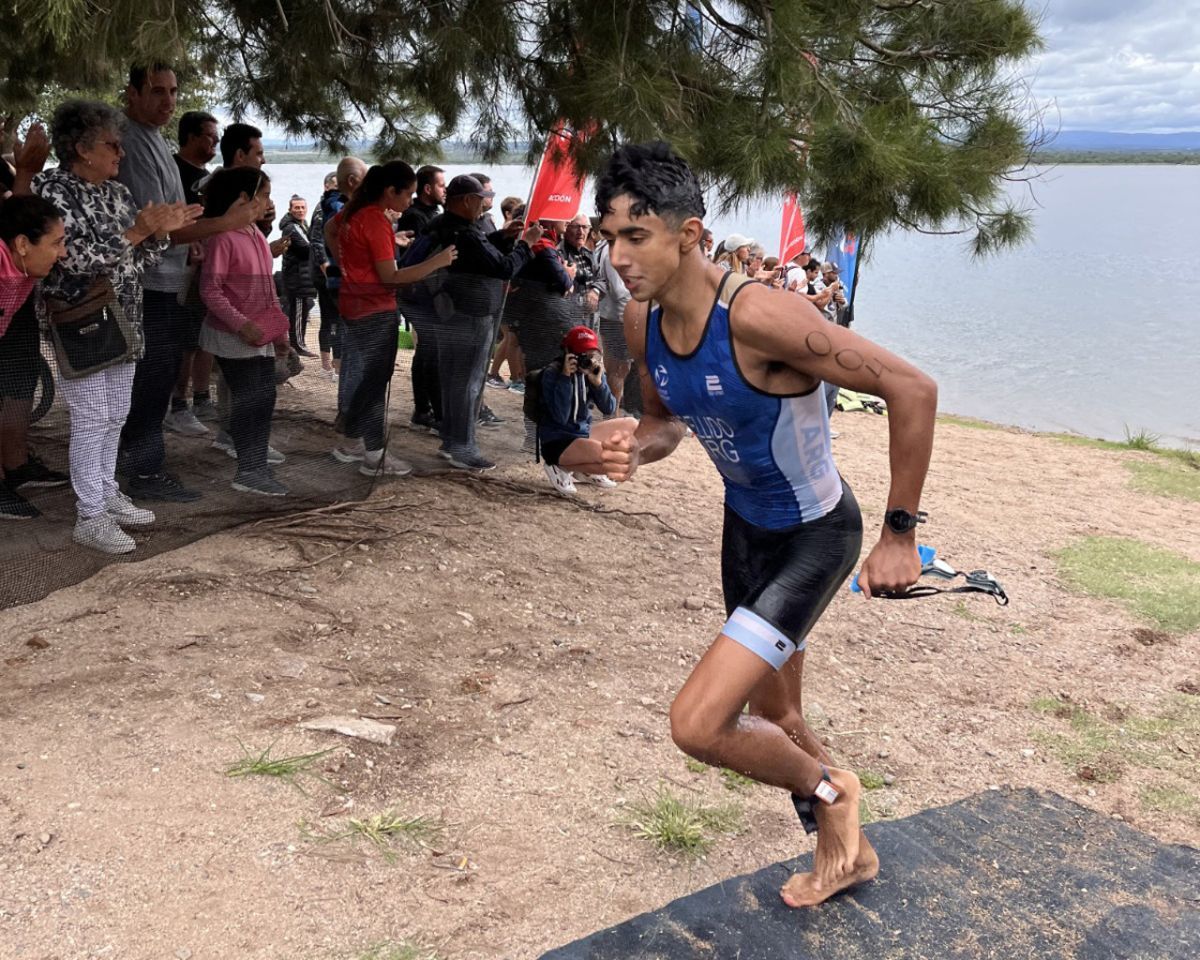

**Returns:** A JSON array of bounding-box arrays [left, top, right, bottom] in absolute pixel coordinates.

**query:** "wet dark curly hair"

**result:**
[[595, 142, 705, 227]]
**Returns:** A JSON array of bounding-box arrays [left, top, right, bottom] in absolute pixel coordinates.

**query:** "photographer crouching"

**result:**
[[536, 326, 637, 495]]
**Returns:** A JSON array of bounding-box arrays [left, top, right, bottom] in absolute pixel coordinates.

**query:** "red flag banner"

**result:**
[[778, 193, 807, 264], [527, 125, 587, 223]]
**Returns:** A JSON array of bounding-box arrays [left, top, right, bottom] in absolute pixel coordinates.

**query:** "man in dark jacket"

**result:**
[[397, 164, 444, 235], [409, 175, 542, 470], [308, 172, 340, 377], [280, 195, 317, 356], [397, 164, 446, 429]]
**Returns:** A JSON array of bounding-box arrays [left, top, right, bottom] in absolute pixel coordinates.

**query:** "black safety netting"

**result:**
[[0, 270, 643, 610]]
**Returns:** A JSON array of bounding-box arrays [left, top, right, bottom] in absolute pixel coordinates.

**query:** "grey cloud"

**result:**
[[1026, 0, 1200, 131]]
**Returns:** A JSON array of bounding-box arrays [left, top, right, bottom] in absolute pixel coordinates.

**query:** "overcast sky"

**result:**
[[245, 1, 1200, 142], [1029, 0, 1200, 132]]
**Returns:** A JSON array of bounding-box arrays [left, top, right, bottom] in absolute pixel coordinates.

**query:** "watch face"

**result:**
[[888, 510, 915, 532]]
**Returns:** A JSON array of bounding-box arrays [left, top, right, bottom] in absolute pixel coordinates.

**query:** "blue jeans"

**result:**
[[342, 311, 399, 451]]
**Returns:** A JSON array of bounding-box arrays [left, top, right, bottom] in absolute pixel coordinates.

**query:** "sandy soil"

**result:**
[[1, 377, 1198, 960]]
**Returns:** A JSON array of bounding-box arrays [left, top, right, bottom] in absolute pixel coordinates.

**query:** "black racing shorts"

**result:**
[[539, 435, 575, 467], [0, 297, 41, 400], [720, 479, 863, 669]]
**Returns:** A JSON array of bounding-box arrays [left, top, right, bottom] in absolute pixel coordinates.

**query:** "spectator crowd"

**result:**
[[0, 63, 853, 550]]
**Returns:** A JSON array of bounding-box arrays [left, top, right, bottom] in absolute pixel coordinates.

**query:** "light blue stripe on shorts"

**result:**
[[722, 606, 804, 671]]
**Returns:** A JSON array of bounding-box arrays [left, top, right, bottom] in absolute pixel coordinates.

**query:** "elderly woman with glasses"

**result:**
[[33, 99, 199, 555]]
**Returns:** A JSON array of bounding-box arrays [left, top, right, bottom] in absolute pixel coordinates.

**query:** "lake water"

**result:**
[[266, 162, 1199, 447]]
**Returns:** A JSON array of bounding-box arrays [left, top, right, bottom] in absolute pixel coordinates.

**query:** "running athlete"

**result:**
[[595, 143, 938, 907]]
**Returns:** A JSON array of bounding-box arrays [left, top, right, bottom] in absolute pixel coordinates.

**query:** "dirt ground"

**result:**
[[1, 377, 1198, 960]]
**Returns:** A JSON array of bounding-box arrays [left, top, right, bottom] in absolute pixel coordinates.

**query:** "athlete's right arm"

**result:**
[[600, 301, 687, 482]]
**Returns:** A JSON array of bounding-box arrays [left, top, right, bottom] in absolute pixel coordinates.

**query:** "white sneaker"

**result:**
[[164, 408, 210, 437], [73, 514, 135, 554], [319, 367, 338, 383], [106, 491, 155, 526], [578, 473, 618, 488], [360, 449, 413, 477], [332, 438, 367, 463], [543, 463, 577, 495], [829, 429, 840, 440]]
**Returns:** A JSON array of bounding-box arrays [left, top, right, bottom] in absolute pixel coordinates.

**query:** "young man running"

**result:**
[[596, 143, 938, 907]]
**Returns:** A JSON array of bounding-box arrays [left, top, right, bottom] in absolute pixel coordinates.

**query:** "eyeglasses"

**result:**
[[97, 140, 124, 154]]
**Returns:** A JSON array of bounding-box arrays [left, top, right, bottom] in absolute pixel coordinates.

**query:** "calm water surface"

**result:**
[[267, 162, 1198, 446]]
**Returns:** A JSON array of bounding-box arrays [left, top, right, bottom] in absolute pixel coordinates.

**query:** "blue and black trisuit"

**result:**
[[644, 273, 863, 669]]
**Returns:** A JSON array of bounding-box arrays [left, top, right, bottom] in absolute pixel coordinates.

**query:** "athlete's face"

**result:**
[[599, 194, 704, 302]]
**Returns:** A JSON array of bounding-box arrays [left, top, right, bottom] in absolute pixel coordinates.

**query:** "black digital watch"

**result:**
[[884, 508, 927, 535]]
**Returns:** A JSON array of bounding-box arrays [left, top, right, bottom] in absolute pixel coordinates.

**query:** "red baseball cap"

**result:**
[[562, 326, 599, 354]]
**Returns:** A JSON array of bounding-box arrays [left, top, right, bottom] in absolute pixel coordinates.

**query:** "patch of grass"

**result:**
[[224, 741, 335, 789], [354, 942, 440, 960], [1031, 713, 1125, 783], [858, 770, 886, 791], [1055, 537, 1200, 634], [620, 787, 742, 857], [938, 413, 1004, 431], [683, 758, 708, 775], [1127, 460, 1200, 503], [951, 599, 989, 623], [306, 811, 445, 864], [1122, 426, 1161, 450], [1052, 430, 1200, 467], [1125, 695, 1200, 744], [719, 768, 756, 792], [345, 812, 444, 859], [1030, 694, 1200, 786], [859, 793, 896, 823], [1139, 786, 1200, 821], [1030, 696, 1074, 717], [1009, 623, 1028, 636]]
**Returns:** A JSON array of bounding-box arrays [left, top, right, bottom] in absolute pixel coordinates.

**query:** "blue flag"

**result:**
[[824, 228, 862, 306]]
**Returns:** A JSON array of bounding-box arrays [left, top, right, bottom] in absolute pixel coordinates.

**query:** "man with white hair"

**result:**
[[559, 213, 606, 328]]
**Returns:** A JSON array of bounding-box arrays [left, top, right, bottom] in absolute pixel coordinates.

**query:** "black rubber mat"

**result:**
[[541, 788, 1200, 960]]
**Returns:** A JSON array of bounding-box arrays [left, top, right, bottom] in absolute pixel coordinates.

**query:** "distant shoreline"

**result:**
[[1031, 150, 1200, 165], [263, 148, 1200, 167]]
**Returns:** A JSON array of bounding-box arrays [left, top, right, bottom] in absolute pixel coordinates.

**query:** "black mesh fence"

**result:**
[[1, 270, 642, 610]]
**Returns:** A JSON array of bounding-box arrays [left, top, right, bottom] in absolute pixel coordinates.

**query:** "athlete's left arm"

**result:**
[[734, 285, 938, 597]]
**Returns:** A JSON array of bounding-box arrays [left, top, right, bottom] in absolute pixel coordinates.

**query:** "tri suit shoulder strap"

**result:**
[[718, 272, 755, 308]]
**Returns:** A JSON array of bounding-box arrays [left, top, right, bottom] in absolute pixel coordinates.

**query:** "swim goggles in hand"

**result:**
[[851, 545, 1009, 606]]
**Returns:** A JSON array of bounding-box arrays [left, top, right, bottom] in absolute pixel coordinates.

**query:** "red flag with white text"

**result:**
[[526, 125, 587, 223], [778, 193, 807, 264]]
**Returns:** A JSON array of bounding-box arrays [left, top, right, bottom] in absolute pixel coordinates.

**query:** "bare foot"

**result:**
[[779, 768, 875, 908], [815, 766, 861, 880], [780, 834, 879, 908]]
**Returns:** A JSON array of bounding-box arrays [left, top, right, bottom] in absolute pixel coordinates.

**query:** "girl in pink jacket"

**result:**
[[199, 168, 291, 496]]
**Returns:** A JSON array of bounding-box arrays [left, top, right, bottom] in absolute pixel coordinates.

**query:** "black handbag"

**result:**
[[45, 276, 137, 379]]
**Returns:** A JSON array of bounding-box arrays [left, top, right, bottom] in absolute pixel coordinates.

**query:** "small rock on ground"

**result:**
[[298, 715, 396, 746]]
